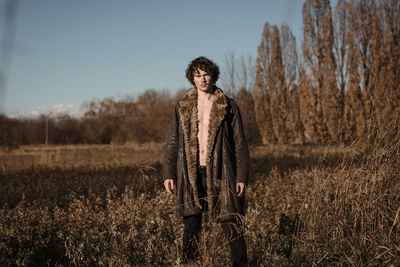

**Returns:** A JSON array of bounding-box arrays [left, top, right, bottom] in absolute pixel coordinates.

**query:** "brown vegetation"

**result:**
[[1, 142, 399, 265], [0, 85, 261, 147], [253, 0, 400, 146]]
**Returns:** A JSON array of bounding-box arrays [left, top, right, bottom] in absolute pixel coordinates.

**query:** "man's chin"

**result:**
[[197, 86, 213, 93]]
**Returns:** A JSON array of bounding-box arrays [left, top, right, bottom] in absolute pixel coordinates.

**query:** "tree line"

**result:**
[[1, 0, 398, 148], [0, 87, 260, 147], [1, 89, 179, 147]]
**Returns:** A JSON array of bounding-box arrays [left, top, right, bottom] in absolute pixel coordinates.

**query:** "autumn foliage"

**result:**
[[253, 0, 400, 146]]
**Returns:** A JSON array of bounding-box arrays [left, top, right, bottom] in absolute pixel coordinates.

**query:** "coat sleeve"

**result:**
[[230, 99, 249, 185], [162, 103, 180, 181]]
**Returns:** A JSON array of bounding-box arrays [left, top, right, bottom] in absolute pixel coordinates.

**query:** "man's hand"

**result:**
[[164, 179, 175, 195], [236, 182, 246, 197]]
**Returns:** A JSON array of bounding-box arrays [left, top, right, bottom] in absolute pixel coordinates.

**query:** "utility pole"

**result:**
[[45, 116, 48, 145]]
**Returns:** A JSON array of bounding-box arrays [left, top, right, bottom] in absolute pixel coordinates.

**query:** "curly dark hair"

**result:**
[[185, 56, 220, 86]]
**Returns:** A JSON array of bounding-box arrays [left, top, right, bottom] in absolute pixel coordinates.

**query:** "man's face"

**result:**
[[193, 68, 212, 92]]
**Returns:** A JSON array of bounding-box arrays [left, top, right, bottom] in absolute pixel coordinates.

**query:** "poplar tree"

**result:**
[[268, 25, 290, 143], [298, 67, 319, 143], [253, 0, 399, 145], [372, 0, 400, 142], [347, 0, 377, 140], [253, 23, 300, 144], [253, 23, 276, 144], [333, 0, 349, 142], [302, 0, 342, 144], [345, 22, 365, 141], [280, 24, 303, 143]]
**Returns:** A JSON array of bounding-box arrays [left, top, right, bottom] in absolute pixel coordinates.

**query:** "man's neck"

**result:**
[[197, 87, 214, 101]]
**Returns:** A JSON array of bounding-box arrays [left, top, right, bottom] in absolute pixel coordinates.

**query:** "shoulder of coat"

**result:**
[[226, 97, 243, 119], [178, 88, 197, 108], [212, 87, 228, 111]]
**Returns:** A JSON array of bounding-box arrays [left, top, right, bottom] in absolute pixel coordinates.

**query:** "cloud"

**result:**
[[50, 103, 82, 117], [52, 103, 78, 114], [30, 110, 39, 116], [9, 103, 83, 119]]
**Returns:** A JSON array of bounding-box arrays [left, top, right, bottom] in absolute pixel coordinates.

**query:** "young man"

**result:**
[[163, 56, 249, 266]]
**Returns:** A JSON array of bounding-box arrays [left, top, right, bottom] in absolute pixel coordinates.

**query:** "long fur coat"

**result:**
[[163, 87, 249, 221]]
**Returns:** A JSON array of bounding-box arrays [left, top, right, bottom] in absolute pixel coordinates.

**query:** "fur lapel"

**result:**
[[178, 87, 228, 211], [205, 88, 227, 214], [178, 88, 201, 209]]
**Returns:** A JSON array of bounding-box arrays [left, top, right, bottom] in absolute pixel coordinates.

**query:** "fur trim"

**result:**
[[205, 88, 227, 214], [178, 87, 228, 212], [178, 88, 201, 209]]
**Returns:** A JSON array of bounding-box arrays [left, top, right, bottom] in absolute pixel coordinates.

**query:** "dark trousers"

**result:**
[[182, 166, 248, 266]]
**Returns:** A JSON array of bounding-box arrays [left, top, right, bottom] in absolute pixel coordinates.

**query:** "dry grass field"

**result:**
[[0, 142, 399, 266]]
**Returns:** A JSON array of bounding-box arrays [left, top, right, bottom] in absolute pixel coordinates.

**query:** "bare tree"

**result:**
[[346, 0, 378, 140], [221, 51, 260, 143], [298, 67, 319, 143], [268, 25, 290, 143], [280, 24, 303, 143], [253, 23, 276, 144], [334, 0, 349, 95], [372, 0, 400, 142], [302, 0, 343, 144], [333, 0, 350, 142], [237, 54, 256, 92], [222, 51, 237, 95], [254, 22, 301, 144], [345, 18, 365, 142], [222, 52, 256, 94]]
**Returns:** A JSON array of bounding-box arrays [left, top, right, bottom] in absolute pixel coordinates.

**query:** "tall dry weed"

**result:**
[[1, 143, 399, 265]]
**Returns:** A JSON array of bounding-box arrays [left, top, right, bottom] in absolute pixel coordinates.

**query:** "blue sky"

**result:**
[[3, 0, 310, 117]]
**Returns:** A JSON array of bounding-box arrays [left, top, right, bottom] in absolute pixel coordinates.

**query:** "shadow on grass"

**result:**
[[0, 162, 163, 209], [250, 144, 363, 179], [1, 145, 365, 209]]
